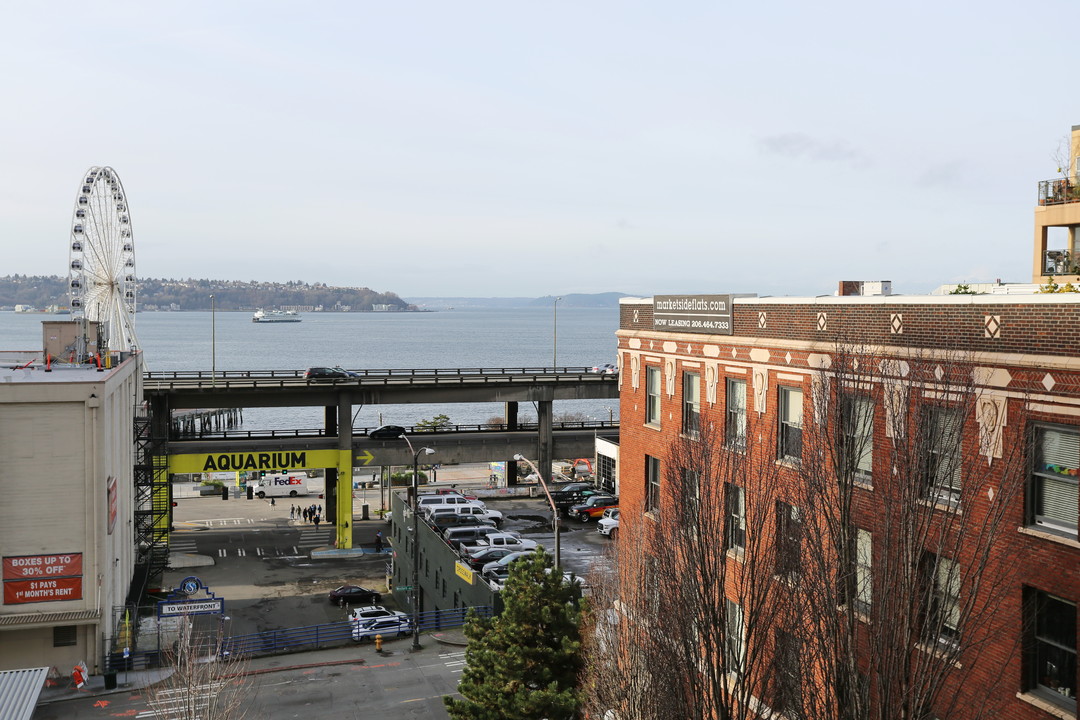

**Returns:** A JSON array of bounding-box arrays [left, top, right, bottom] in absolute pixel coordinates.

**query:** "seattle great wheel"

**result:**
[[68, 166, 139, 355]]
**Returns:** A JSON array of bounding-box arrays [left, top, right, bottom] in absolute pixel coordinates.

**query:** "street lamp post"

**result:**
[[553, 296, 561, 370], [390, 428, 435, 651], [210, 294, 216, 388], [514, 454, 560, 568]]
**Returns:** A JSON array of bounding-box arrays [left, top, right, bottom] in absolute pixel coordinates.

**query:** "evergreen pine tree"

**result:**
[[445, 550, 585, 720]]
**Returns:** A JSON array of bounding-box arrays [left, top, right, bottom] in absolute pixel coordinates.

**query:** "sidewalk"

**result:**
[[37, 630, 468, 705]]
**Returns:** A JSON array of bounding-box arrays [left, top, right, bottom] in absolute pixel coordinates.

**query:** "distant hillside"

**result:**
[[0, 275, 412, 312], [406, 292, 629, 310]]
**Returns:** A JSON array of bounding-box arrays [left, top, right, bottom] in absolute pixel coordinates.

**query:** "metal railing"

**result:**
[[1038, 177, 1080, 206], [174, 419, 619, 440], [145, 366, 618, 390], [220, 605, 493, 657]]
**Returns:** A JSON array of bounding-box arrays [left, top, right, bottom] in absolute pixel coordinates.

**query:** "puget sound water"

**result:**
[[0, 307, 621, 431]]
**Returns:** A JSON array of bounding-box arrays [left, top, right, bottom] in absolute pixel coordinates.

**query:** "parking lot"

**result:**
[[163, 481, 614, 643]]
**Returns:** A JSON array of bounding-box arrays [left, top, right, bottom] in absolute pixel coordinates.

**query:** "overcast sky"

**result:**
[[1, 2, 1076, 298]]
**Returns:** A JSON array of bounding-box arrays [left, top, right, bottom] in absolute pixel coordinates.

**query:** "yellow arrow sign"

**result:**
[[355, 449, 374, 466]]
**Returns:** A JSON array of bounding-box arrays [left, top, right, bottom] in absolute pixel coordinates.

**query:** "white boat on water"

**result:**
[[252, 309, 302, 323]]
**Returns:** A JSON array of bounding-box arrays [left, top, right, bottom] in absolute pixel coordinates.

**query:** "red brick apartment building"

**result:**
[[608, 289, 1079, 720]]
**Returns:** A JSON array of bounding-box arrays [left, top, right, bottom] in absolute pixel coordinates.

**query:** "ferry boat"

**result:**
[[252, 309, 302, 323]]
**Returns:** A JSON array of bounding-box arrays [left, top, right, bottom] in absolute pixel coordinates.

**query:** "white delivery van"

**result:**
[[248, 473, 312, 498]]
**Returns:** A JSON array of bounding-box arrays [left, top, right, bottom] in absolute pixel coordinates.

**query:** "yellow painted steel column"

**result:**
[[336, 448, 353, 549]]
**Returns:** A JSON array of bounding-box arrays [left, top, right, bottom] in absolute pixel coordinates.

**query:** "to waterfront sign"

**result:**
[[3, 553, 84, 604], [653, 294, 733, 335], [158, 598, 224, 617]]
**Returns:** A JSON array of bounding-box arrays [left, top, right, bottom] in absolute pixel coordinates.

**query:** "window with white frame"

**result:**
[[1031, 424, 1079, 538], [842, 394, 874, 480], [854, 528, 872, 614], [683, 371, 700, 438], [924, 407, 962, 504], [923, 553, 960, 646], [724, 598, 745, 675], [775, 501, 802, 579], [1027, 588, 1077, 711], [778, 387, 804, 463], [645, 455, 661, 515], [725, 482, 746, 553], [596, 453, 617, 494], [645, 366, 661, 426], [727, 378, 747, 449]]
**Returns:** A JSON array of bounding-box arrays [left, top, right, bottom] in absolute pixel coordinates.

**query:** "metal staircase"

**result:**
[[131, 415, 170, 598]]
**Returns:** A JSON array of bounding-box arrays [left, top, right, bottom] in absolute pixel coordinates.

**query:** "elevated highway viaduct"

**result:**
[[143, 367, 620, 550]]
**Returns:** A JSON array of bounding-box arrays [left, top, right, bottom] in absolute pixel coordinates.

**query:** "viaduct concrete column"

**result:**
[[537, 399, 553, 486], [505, 401, 519, 485]]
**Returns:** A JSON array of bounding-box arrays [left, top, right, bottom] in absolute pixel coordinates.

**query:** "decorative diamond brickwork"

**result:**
[[890, 313, 903, 334], [1042, 373, 1056, 392], [758, 311, 767, 329], [816, 312, 828, 331], [984, 315, 1001, 339]]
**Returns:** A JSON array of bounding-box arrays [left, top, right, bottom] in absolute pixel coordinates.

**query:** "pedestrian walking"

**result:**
[[374, 531, 383, 553], [289, 505, 295, 519], [313, 514, 321, 529], [270, 497, 276, 508], [317, 504, 322, 516], [302, 507, 309, 522]]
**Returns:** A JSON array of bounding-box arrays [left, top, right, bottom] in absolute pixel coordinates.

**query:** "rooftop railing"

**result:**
[[1038, 177, 1080, 206]]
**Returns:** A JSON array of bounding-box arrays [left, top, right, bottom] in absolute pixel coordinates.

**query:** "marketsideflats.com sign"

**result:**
[[653, 294, 733, 335]]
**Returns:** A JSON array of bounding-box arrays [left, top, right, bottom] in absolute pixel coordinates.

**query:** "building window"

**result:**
[[772, 629, 803, 717], [724, 598, 745, 674], [842, 395, 874, 480], [924, 407, 962, 504], [854, 528, 872, 614], [775, 501, 802, 579], [1026, 588, 1077, 710], [645, 455, 661, 515], [683, 467, 700, 514], [597, 453, 617, 494], [727, 378, 747, 449], [778, 387, 804, 463], [645, 366, 661, 426], [725, 483, 746, 552], [923, 553, 960, 646], [683, 372, 701, 438], [1030, 424, 1079, 537], [53, 625, 77, 647]]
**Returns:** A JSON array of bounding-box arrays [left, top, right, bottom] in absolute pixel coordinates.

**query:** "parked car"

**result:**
[[305, 366, 357, 381], [426, 504, 503, 527], [462, 546, 519, 570], [349, 606, 407, 622], [368, 424, 406, 439], [568, 495, 619, 522], [597, 508, 620, 538], [481, 550, 535, 576], [352, 615, 413, 642], [430, 515, 497, 532], [328, 584, 382, 606], [589, 363, 618, 375], [473, 532, 539, 552], [417, 493, 481, 516], [442, 525, 502, 551], [484, 565, 511, 590]]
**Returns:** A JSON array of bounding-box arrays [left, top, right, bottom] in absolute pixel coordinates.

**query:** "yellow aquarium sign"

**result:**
[[169, 449, 341, 474], [454, 562, 475, 585]]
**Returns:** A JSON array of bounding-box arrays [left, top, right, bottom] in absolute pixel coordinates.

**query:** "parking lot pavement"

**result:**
[[487, 496, 615, 579]]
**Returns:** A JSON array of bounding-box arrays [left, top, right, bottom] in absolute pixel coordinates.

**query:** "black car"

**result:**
[[368, 424, 407, 439], [328, 584, 382, 606], [305, 366, 357, 381]]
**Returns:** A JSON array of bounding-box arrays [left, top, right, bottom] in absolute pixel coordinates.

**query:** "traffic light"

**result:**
[[260, 471, 266, 477]]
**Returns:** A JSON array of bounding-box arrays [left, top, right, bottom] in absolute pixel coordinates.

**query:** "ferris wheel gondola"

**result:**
[[67, 166, 139, 354]]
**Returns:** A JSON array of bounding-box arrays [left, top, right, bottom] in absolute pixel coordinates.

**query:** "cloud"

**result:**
[[757, 133, 872, 170]]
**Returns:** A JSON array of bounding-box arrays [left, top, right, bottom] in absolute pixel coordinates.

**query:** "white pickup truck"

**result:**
[[248, 474, 312, 498], [473, 532, 538, 552]]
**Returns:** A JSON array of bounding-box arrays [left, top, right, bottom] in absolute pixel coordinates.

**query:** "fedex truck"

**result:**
[[248, 474, 312, 498]]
